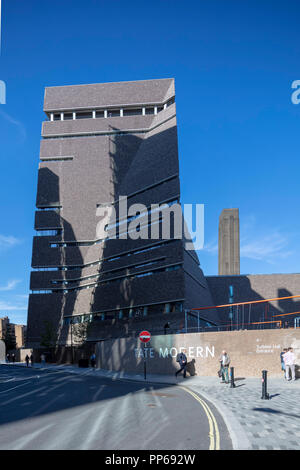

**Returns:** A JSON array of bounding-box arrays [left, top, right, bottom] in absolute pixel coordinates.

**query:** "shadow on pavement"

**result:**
[[0, 364, 178, 427], [252, 407, 300, 419]]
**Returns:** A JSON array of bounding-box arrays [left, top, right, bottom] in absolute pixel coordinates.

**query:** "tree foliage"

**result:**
[[40, 320, 58, 349], [3, 329, 16, 351], [72, 322, 91, 345]]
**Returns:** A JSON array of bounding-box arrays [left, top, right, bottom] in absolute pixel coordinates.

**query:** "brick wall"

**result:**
[[96, 329, 300, 378]]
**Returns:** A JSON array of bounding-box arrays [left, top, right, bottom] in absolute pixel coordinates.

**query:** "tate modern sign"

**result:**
[[134, 345, 215, 359]]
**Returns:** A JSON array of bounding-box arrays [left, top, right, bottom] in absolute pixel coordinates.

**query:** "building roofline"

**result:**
[[44, 77, 175, 91]]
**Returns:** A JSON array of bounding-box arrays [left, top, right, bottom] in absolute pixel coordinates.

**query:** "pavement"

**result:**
[[2, 362, 300, 450]]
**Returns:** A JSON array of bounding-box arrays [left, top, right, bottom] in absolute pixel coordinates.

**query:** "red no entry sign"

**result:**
[[139, 330, 151, 343]]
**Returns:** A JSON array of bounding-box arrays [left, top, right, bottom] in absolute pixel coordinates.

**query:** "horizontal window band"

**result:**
[[44, 95, 175, 114], [40, 156, 73, 161], [49, 200, 181, 248], [51, 256, 166, 285], [36, 227, 62, 230], [65, 302, 184, 327], [53, 262, 182, 289], [36, 205, 62, 210], [31, 262, 183, 293], [105, 197, 180, 231], [50, 217, 179, 247], [62, 297, 185, 318], [42, 113, 176, 139], [36, 228, 63, 237], [96, 174, 179, 208], [32, 239, 179, 270]]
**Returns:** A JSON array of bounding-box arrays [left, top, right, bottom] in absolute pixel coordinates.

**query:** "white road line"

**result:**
[[11, 423, 55, 450], [98, 395, 133, 449], [43, 375, 82, 394], [48, 405, 105, 450], [138, 388, 171, 448], [0, 381, 32, 394], [77, 405, 111, 450], [0, 386, 48, 406], [30, 393, 65, 417], [92, 384, 106, 402]]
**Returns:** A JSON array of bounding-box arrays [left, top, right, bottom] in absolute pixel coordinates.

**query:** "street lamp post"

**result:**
[[70, 319, 74, 364]]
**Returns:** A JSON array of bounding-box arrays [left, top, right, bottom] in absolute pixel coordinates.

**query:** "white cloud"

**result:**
[[0, 300, 27, 311], [0, 234, 21, 250], [239, 215, 293, 263], [201, 215, 293, 267], [0, 110, 27, 141], [0, 280, 21, 291], [202, 240, 218, 253], [240, 232, 293, 263]]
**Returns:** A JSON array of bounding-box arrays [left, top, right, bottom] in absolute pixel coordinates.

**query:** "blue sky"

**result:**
[[0, 0, 300, 324]]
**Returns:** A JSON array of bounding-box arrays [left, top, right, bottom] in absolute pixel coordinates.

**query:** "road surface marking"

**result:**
[[0, 381, 32, 394], [92, 384, 106, 402], [30, 393, 65, 417], [180, 386, 220, 450], [12, 423, 54, 450]]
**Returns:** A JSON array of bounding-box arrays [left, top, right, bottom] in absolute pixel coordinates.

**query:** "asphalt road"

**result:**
[[0, 365, 232, 450]]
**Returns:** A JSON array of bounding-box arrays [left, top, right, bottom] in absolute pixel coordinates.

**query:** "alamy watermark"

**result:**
[[0, 0, 6, 104], [291, 80, 300, 104], [96, 197, 204, 251], [0, 80, 6, 104]]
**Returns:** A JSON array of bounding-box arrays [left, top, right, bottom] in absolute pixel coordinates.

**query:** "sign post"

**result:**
[[139, 331, 151, 380]]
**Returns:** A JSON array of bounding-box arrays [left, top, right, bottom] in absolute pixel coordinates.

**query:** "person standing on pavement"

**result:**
[[284, 347, 296, 381], [280, 348, 288, 377], [164, 322, 170, 335], [175, 349, 188, 378], [11, 353, 15, 363], [90, 353, 96, 368], [40, 354, 46, 367], [219, 350, 230, 383], [25, 354, 30, 367], [30, 353, 34, 368]]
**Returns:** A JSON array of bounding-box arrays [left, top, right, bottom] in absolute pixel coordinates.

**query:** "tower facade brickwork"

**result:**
[[218, 208, 240, 276], [27, 79, 218, 347]]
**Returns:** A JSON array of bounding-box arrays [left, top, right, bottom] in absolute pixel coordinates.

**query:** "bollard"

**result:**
[[261, 370, 270, 400], [230, 366, 236, 388]]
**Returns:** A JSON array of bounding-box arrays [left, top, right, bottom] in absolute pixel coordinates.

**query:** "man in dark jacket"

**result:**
[[175, 349, 188, 378]]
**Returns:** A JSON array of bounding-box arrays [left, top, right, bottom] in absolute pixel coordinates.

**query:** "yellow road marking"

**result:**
[[180, 386, 220, 450]]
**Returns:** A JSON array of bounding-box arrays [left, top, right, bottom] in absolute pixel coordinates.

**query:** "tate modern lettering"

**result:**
[[134, 346, 215, 359]]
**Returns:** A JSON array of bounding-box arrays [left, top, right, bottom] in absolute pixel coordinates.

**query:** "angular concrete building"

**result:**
[[27, 79, 218, 348], [218, 208, 240, 276]]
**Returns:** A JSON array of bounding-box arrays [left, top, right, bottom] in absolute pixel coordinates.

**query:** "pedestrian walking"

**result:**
[[40, 353, 46, 367], [90, 353, 96, 368], [219, 350, 230, 383], [164, 322, 170, 335], [30, 353, 34, 367], [11, 353, 15, 363], [25, 354, 30, 367], [280, 348, 288, 377], [6, 353, 10, 363], [175, 349, 187, 378], [284, 347, 296, 381]]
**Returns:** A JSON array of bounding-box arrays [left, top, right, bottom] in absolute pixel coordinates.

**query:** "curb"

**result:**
[[189, 388, 252, 450]]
